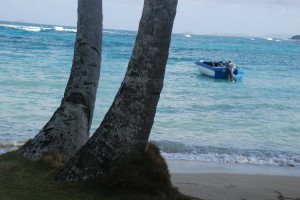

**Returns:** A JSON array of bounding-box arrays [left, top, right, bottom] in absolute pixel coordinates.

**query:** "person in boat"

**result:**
[[226, 61, 236, 81]]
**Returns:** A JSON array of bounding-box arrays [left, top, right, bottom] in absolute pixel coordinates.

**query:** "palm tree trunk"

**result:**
[[23, 0, 103, 161], [55, 0, 178, 182]]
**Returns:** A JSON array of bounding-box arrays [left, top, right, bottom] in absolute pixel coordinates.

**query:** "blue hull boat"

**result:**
[[195, 61, 244, 81]]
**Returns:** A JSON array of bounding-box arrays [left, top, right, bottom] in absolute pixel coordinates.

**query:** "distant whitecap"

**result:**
[[266, 37, 273, 41], [103, 30, 116, 34], [41, 27, 52, 31], [54, 26, 76, 33], [0, 24, 19, 29], [54, 26, 64, 31], [185, 34, 191, 38], [64, 28, 77, 33], [22, 26, 41, 32], [0, 24, 41, 32]]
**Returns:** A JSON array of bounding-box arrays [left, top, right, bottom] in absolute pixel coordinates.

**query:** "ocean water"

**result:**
[[1, 21, 300, 168]]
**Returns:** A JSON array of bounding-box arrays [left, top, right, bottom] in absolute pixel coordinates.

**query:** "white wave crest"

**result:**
[[0, 24, 19, 29], [64, 28, 77, 33], [0, 142, 21, 155], [1, 23, 77, 33], [41, 27, 53, 31], [53, 26, 64, 31], [185, 34, 192, 38], [161, 152, 299, 167], [0, 23, 41, 32], [54, 26, 64, 31], [0, 149, 5, 155], [22, 26, 41, 32], [103, 30, 116, 34], [54, 26, 77, 33], [155, 140, 300, 168]]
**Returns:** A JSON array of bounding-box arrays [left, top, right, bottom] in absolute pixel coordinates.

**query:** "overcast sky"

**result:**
[[0, 0, 299, 37]]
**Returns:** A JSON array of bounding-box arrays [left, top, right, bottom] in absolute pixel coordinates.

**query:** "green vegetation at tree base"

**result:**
[[0, 144, 200, 200]]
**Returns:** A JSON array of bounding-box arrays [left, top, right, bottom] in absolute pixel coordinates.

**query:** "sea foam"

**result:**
[[155, 140, 300, 167], [0, 23, 76, 33], [54, 26, 77, 33]]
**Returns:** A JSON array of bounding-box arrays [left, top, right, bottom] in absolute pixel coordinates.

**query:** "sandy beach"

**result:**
[[168, 160, 300, 200]]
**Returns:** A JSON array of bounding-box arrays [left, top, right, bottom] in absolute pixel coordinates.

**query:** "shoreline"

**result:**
[[1, 148, 300, 177], [167, 159, 300, 177], [168, 160, 300, 200]]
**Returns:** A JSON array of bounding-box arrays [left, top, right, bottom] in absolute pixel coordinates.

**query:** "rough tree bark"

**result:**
[[23, 0, 103, 161], [55, 0, 178, 182]]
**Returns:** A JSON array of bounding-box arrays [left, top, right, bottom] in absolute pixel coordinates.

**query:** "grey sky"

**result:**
[[0, 0, 299, 37]]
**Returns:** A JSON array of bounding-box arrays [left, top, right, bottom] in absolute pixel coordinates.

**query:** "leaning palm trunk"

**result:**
[[55, 0, 178, 182], [23, 0, 103, 161]]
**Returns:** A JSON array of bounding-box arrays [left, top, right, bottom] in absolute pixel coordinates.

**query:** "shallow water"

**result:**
[[1, 21, 300, 167]]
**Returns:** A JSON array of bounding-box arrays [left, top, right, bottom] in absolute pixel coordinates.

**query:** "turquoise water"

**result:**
[[1, 21, 300, 167]]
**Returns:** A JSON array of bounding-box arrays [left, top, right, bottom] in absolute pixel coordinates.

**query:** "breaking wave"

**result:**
[[0, 142, 22, 155], [153, 140, 300, 167], [0, 23, 76, 33]]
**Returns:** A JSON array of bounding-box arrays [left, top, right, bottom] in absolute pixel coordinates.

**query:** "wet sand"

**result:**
[[168, 160, 300, 200]]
